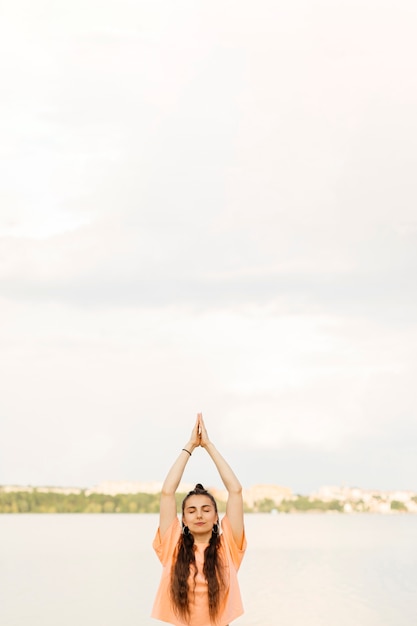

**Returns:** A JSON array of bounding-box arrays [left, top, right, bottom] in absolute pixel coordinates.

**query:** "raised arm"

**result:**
[[159, 416, 200, 536], [198, 414, 245, 548]]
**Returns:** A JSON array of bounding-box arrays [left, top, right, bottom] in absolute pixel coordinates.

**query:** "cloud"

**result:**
[[1, 219, 415, 333], [1, 1, 416, 492], [1, 295, 415, 487]]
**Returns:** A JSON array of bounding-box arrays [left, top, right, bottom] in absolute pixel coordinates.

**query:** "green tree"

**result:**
[[103, 500, 116, 513], [254, 498, 276, 513], [391, 500, 407, 512]]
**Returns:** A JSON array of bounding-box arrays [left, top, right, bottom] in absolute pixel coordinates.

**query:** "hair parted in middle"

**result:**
[[170, 483, 226, 622]]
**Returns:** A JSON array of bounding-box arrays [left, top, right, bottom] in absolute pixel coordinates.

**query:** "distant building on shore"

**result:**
[[242, 484, 293, 507], [0, 485, 83, 495], [86, 480, 162, 496], [85, 480, 194, 496], [311, 485, 417, 513]]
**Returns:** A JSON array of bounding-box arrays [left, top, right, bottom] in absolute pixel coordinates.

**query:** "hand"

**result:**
[[198, 412, 211, 448], [187, 414, 201, 451]]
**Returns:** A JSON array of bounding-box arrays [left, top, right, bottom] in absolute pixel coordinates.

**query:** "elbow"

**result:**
[[229, 484, 243, 496]]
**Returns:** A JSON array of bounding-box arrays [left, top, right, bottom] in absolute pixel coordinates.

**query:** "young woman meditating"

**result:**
[[151, 413, 246, 626]]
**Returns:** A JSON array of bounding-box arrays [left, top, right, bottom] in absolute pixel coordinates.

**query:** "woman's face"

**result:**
[[182, 494, 218, 539]]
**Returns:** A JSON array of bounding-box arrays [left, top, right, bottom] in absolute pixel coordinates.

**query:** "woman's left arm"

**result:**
[[198, 414, 244, 548]]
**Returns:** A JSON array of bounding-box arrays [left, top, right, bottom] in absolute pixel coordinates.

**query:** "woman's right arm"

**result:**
[[159, 416, 200, 536]]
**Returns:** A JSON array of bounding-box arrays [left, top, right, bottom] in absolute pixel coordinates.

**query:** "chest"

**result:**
[[191, 544, 209, 592]]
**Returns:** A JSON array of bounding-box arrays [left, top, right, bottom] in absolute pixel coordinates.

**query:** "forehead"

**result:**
[[184, 495, 214, 509]]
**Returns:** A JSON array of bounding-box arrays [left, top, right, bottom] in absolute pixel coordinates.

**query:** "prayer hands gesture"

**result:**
[[197, 412, 210, 448], [189, 412, 211, 449]]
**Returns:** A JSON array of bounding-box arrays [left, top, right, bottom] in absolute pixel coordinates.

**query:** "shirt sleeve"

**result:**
[[221, 515, 247, 570], [152, 516, 181, 566]]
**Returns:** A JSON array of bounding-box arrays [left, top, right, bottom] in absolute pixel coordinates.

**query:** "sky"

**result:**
[[1, 0, 417, 495]]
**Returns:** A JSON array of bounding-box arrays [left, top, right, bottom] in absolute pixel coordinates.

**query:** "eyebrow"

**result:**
[[185, 504, 213, 510]]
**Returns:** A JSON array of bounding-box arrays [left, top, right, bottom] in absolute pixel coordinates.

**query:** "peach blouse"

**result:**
[[151, 515, 246, 625]]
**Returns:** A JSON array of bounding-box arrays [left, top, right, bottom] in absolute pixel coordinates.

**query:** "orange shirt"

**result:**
[[151, 515, 246, 626]]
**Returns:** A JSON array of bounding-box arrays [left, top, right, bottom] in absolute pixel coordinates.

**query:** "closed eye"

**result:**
[[185, 506, 213, 513]]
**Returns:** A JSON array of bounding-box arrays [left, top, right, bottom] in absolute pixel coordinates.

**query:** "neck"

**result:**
[[193, 532, 212, 544]]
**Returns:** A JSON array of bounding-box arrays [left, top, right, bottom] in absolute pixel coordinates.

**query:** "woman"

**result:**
[[151, 413, 246, 626]]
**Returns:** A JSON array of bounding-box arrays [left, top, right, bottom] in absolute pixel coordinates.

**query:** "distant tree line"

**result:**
[[0, 491, 227, 514], [0, 490, 161, 514], [1, 490, 413, 514], [252, 496, 344, 513]]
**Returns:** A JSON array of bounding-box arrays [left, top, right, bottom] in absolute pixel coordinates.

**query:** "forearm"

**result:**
[[204, 442, 242, 494], [161, 440, 197, 495]]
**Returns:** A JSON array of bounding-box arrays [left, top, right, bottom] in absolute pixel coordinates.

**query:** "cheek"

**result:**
[[183, 512, 195, 525]]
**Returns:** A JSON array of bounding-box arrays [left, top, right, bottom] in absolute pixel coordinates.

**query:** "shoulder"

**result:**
[[220, 515, 247, 567], [152, 516, 181, 564]]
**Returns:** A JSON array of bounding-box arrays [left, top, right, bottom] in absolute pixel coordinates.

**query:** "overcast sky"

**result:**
[[1, 1, 416, 494]]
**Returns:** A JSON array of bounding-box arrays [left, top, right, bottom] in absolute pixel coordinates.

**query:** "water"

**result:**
[[0, 513, 416, 626]]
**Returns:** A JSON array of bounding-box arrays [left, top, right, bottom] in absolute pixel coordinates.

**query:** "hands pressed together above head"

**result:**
[[187, 412, 211, 452]]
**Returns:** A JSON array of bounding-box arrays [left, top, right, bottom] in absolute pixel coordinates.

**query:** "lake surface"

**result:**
[[0, 513, 416, 626]]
